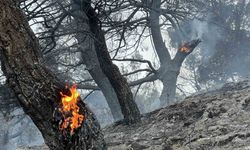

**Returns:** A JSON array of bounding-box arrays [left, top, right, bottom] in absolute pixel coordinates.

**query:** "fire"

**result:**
[[179, 46, 190, 53], [59, 84, 84, 135], [179, 42, 191, 53]]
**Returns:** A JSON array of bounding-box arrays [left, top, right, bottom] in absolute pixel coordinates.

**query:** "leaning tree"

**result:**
[[20, 0, 142, 123], [73, 0, 141, 124], [94, 0, 201, 105], [0, 0, 106, 149]]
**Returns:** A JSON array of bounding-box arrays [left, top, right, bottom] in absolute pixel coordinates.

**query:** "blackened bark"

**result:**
[[75, 1, 141, 124], [149, 0, 171, 65], [158, 40, 201, 105], [159, 70, 179, 106], [72, 6, 123, 121], [148, 0, 201, 106], [0, 0, 106, 149], [88, 68, 123, 121], [149, 0, 201, 106]]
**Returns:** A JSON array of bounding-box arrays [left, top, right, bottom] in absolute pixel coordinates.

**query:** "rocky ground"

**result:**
[[18, 79, 250, 150], [104, 79, 250, 150], [17, 146, 49, 150]]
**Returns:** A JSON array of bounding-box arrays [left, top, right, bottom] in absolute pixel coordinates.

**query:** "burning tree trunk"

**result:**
[[149, 0, 201, 106], [73, 0, 141, 124], [158, 40, 201, 105], [0, 0, 106, 149]]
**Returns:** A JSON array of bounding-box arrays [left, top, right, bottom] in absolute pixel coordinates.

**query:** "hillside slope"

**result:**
[[17, 80, 250, 150], [104, 80, 250, 150]]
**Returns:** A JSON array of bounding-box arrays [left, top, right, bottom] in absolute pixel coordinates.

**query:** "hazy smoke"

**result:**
[[169, 14, 224, 63]]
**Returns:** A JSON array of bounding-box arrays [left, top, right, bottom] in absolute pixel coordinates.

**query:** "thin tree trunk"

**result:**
[[0, 0, 106, 149], [149, 0, 177, 106], [158, 62, 179, 106], [149, 0, 201, 106], [75, 0, 141, 124], [72, 6, 123, 121], [158, 39, 201, 106], [149, 0, 171, 65], [88, 68, 123, 121], [159, 75, 178, 106]]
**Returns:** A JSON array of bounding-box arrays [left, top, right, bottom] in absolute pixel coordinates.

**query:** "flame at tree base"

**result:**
[[59, 84, 84, 135]]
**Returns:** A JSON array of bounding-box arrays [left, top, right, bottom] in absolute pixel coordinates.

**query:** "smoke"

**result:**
[[191, 17, 224, 62], [85, 91, 114, 127], [191, 19, 208, 39], [170, 5, 250, 84], [169, 14, 224, 63], [0, 109, 44, 150]]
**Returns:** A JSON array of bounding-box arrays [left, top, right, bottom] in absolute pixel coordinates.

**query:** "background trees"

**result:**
[[197, 0, 250, 85], [94, 0, 201, 105], [170, 0, 250, 90]]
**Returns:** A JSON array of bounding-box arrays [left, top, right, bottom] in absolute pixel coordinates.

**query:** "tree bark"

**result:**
[[0, 0, 106, 149], [149, 0, 178, 105], [158, 40, 201, 105], [149, 0, 201, 106], [75, 0, 141, 124], [149, 0, 171, 65], [72, 5, 123, 121], [159, 70, 179, 106], [88, 68, 123, 121]]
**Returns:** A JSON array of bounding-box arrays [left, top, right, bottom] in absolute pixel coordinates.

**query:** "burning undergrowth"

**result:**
[[53, 84, 84, 137]]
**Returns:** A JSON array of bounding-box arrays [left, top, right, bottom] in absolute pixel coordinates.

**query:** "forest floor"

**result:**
[[104, 79, 250, 150], [18, 79, 250, 150]]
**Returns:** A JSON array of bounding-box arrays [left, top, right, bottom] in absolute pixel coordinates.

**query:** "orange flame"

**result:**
[[180, 46, 190, 53], [179, 42, 191, 53], [59, 84, 84, 135]]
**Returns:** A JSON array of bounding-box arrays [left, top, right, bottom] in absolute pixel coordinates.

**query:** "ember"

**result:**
[[59, 84, 84, 135], [179, 43, 190, 53]]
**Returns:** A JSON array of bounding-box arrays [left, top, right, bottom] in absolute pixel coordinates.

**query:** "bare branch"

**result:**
[[113, 58, 157, 73]]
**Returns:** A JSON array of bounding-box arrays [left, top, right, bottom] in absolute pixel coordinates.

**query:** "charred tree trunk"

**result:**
[[158, 40, 201, 105], [73, 0, 141, 124], [149, 0, 200, 106], [158, 39, 201, 106], [149, 0, 178, 106], [72, 6, 123, 121], [79, 40, 123, 121], [88, 68, 123, 121], [158, 67, 179, 106], [87, 7, 141, 125], [0, 0, 106, 149]]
